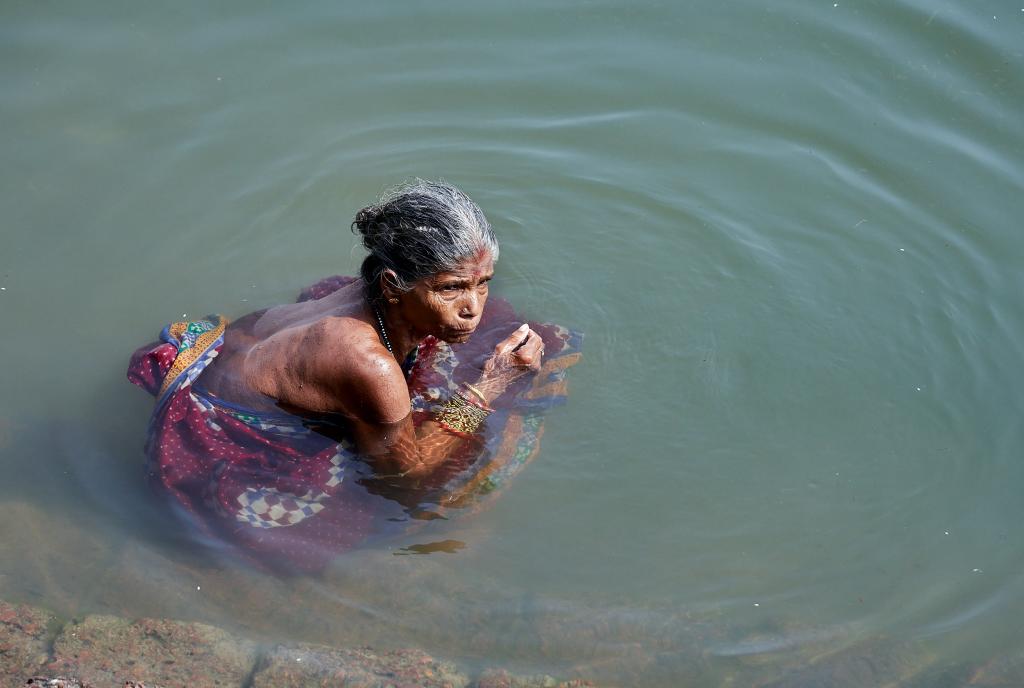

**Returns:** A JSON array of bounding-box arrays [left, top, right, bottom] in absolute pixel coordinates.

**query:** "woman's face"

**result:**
[[398, 251, 494, 343]]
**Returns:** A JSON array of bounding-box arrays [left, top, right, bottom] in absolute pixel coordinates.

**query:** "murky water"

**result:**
[[2, 0, 1023, 684]]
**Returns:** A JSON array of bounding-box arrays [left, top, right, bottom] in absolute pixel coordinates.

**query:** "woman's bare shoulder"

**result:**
[[301, 316, 410, 422]]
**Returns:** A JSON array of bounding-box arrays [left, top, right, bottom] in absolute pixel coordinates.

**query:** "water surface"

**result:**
[[2, 1, 1023, 684]]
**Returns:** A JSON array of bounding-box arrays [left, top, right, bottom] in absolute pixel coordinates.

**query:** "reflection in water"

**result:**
[[126, 275, 582, 573], [394, 539, 467, 555]]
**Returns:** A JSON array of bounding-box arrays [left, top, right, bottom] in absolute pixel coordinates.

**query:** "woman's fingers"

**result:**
[[477, 325, 544, 401], [511, 327, 544, 369], [487, 324, 543, 377], [494, 323, 531, 356]]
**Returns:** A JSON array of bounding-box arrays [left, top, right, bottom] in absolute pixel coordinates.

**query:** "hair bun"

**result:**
[[352, 204, 378, 233], [351, 204, 389, 251]]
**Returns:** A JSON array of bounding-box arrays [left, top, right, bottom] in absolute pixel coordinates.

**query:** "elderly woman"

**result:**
[[128, 181, 580, 570]]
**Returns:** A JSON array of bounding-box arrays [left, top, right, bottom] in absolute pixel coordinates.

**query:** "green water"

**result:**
[[2, 0, 1023, 684]]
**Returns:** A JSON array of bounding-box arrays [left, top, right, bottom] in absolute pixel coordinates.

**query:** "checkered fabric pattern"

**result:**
[[235, 487, 328, 528]]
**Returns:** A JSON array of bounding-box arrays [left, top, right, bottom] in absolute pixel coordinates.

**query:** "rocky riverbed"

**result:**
[[8, 593, 1024, 687], [2, 599, 596, 688]]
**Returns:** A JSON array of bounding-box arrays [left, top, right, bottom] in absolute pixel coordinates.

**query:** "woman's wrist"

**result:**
[[436, 385, 493, 437], [473, 372, 509, 404]]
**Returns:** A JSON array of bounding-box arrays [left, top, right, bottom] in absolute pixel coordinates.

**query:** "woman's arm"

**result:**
[[346, 324, 543, 479]]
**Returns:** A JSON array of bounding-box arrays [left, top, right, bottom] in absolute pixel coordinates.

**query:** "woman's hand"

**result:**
[[349, 323, 542, 480], [475, 323, 544, 403]]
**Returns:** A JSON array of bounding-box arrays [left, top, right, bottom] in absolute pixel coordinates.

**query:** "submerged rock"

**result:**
[[251, 643, 469, 688], [967, 648, 1024, 686], [90, 540, 293, 632], [0, 500, 114, 615], [43, 615, 256, 688], [0, 600, 57, 678], [25, 678, 172, 687], [1, 591, 599, 688], [475, 668, 597, 687], [752, 636, 936, 688]]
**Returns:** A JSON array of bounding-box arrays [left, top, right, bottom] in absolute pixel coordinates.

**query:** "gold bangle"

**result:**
[[436, 389, 492, 435], [463, 383, 489, 405]]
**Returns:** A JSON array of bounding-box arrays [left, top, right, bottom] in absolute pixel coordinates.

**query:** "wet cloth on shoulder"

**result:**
[[128, 275, 581, 572]]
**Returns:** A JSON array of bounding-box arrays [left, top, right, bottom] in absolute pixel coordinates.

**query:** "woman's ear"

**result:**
[[380, 269, 401, 304]]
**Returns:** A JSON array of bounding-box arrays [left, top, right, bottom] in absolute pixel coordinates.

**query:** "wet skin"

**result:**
[[198, 252, 544, 479]]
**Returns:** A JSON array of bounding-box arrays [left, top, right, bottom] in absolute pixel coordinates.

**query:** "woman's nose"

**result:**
[[460, 291, 481, 318]]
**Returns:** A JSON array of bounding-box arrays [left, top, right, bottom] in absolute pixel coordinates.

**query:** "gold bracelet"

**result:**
[[463, 382, 489, 405], [436, 389, 492, 435]]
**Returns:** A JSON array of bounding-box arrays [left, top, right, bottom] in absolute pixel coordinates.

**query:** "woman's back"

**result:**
[[196, 279, 378, 416]]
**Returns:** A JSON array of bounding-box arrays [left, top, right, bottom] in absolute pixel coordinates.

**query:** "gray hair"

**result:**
[[351, 180, 499, 304]]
